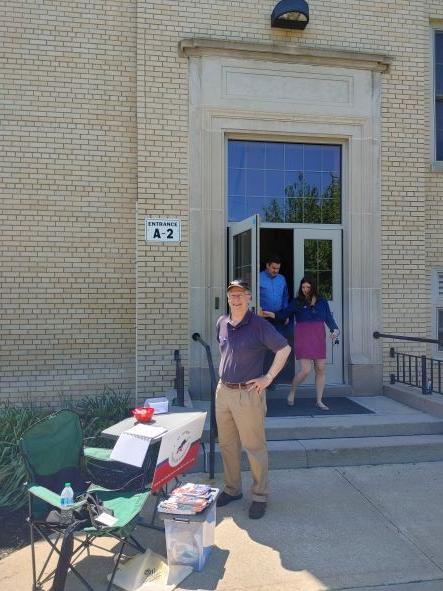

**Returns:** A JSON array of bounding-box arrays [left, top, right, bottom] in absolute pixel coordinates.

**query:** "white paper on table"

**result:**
[[110, 432, 151, 467], [126, 423, 167, 439]]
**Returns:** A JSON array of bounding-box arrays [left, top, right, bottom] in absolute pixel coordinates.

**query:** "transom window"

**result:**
[[227, 140, 342, 224], [435, 31, 443, 161]]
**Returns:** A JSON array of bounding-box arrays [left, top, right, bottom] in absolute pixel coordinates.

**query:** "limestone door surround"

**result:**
[[184, 39, 390, 395]]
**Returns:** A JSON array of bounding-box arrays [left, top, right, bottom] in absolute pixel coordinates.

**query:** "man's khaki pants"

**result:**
[[215, 381, 268, 502]]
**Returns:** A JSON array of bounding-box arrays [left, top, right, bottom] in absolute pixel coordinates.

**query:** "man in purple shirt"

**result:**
[[215, 279, 291, 519]]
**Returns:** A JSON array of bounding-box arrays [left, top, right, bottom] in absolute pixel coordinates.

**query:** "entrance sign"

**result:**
[[145, 218, 181, 242]]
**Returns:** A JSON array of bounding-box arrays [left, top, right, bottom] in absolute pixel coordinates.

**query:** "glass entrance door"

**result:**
[[294, 228, 343, 383], [228, 214, 260, 312]]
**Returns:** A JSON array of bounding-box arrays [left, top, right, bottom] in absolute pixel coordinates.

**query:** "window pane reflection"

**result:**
[[228, 140, 341, 223], [304, 145, 322, 171], [304, 239, 333, 299], [233, 230, 252, 287], [246, 142, 265, 168], [438, 309, 443, 352]]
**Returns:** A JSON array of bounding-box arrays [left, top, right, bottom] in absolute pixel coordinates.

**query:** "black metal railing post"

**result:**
[[174, 350, 185, 406], [421, 355, 427, 396], [192, 333, 217, 479]]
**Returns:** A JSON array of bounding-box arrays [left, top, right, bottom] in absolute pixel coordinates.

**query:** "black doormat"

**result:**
[[266, 396, 374, 417]]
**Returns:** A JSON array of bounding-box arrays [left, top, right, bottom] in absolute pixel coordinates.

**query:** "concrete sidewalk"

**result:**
[[2, 462, 443, 590]]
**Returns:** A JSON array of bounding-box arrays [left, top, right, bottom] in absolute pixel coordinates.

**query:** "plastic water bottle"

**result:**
[[60, 483, 74, 525]]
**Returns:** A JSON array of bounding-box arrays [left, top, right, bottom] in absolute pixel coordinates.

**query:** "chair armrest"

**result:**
[[28, 485, 85, 510], [84, 447, 113, 461]]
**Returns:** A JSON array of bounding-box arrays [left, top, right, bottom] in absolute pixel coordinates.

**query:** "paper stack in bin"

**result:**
[[158, 483, 213, 515]]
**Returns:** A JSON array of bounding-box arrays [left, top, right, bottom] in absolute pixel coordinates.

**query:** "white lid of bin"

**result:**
[[144, 397, 169, 414]]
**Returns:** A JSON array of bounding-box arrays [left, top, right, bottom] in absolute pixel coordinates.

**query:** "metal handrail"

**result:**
[[373, 332, 443, 395], [192, 333, 217, 479], [373, 331, 442, 346]]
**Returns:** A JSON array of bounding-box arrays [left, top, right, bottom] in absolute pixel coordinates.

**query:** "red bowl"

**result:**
[[131, 406, 155, 423]]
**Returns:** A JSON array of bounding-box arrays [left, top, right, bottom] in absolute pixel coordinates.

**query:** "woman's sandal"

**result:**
[[287, 393, 295, 407], [315, 401, 329, 411]]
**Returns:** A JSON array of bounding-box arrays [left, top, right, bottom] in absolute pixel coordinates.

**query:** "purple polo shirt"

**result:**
[[216, 310, 288, 383]]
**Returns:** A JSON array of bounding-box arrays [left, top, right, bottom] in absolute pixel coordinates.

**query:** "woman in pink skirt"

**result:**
[[263, 276, 339, 410]]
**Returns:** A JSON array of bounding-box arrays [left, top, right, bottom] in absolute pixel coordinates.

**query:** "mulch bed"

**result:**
[[0, 506, 29, 560]]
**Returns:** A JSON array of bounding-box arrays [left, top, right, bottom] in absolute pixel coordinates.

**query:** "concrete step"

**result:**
[[263, 414, 443, 441], [192, 395, 443, 471], [196, 396, 443, 442], [200, 412, 443, 443], [201, 434, 443, 472]]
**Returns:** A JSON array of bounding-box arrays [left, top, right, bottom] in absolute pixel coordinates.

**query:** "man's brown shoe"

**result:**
[[249, 501, 267, 519], [216, 491, 243, 507]]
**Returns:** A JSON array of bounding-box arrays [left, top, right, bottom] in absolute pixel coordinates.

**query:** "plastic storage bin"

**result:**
[[162, 490, 218, 572]]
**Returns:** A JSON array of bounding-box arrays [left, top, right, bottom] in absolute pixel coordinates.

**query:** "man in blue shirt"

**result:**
[[259, 255, 289, 317], [260, 256, 291, 384]]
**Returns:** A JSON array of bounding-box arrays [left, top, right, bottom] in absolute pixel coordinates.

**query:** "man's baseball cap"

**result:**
[[227, 279, 250, 292]]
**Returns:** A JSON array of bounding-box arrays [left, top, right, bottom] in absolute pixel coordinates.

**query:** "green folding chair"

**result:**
[[20, 409, 154, 591]]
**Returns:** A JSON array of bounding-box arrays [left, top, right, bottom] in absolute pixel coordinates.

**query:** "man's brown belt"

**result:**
[[221, 381, 249, 389]]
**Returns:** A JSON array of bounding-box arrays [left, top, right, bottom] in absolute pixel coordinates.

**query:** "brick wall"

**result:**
[[2, 0, 442, 402], [1, 1, 138, 405]]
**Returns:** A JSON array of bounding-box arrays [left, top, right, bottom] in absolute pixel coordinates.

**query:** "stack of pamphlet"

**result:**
[[158, 483, 214, 515]]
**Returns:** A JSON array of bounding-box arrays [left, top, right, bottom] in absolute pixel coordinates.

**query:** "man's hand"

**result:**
[[261, 310, 275, 319], [246, 374, 273, 394]]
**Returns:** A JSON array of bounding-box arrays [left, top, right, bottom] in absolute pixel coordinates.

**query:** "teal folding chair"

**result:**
[[20, 409, 154, 591]]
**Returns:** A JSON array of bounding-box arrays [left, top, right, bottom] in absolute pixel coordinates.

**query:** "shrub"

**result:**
[[0, 405, 44, 509], [0, 387, 132, 510], [76, 386, 132, 446]]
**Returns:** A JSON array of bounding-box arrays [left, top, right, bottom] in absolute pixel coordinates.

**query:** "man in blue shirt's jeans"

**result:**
[[259, 255, 289, 317]]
